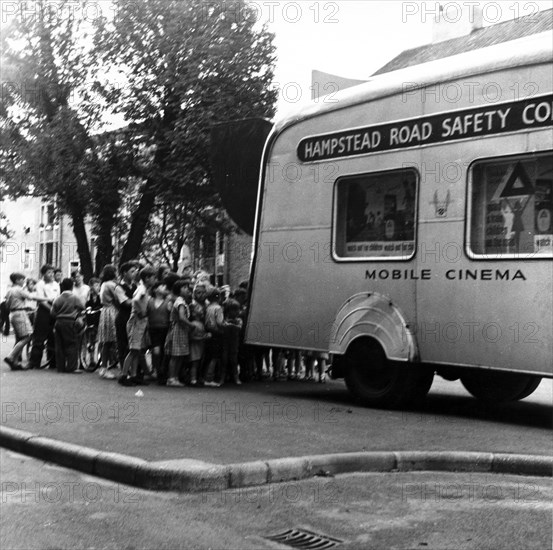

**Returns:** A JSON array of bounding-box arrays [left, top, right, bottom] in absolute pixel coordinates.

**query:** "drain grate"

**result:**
[[265, 528, 343, 549]]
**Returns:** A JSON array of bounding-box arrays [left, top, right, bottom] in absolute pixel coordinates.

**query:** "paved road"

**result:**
[[1, 351, 551, 463], [2, 449, 552, 550]]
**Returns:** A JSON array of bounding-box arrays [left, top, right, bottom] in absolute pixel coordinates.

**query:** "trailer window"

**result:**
[[334, 169, 417, 260], [468, 152, 553, 259]]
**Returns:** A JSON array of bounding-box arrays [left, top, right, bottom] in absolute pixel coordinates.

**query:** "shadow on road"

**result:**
[[263, 382, 553, 430]]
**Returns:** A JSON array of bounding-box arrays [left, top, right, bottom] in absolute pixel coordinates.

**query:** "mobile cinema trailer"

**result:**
[[213, 31, 552, 408]]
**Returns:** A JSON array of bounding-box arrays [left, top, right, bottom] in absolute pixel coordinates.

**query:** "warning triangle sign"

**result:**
[[492, 162, 535, 201]]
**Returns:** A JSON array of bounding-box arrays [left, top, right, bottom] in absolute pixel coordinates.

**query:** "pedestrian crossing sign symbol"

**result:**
[[492, 162, 535, 201]]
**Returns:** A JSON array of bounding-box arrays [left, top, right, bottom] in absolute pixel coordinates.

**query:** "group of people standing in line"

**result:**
[[3, 262, 330, 387]]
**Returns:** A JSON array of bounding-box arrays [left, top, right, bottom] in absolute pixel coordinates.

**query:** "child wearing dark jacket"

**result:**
[[51, 278, 84, 373], [220, 298, 243, 385]]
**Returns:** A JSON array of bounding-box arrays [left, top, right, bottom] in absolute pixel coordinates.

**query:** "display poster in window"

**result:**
[[475, 156, 552, 257], [339, 171, 416, 258]]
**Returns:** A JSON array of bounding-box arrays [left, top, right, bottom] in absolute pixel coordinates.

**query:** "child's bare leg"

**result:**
[[204, 358, 217, 382], [304, 356, 311, 379], [121, 354, 130, 377], [151, 346, 161, 375], [168, 357, 180, 379], [167, 357, 184, 386], [10, 335, 31, 364], [131, 351, 142, 377], [318, 357, 327, 382], [189, 360, 199, 384]]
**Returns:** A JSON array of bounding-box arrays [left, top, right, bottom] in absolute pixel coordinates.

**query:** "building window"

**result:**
[[40, 242, 59, 267], [468, 152, 552, 259], [40, 202, 57, 227], [23, 248, 33, 271], [334, 168, 418, 260]]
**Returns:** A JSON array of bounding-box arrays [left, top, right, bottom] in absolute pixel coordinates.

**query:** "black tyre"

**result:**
[[513, 376, 542, 401], [344, 338, 434, 409], [460, 370, 542, 403], [80, 330, 99, 372]]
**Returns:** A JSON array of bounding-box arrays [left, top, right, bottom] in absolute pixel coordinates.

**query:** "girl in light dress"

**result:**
[[119, 267, 157, 386], [164, 280, 196, 387]]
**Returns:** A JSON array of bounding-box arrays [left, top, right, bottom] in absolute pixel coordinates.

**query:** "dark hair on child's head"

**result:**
[[157, 265, 171, 280], [163, 272, 180, 291], [151, 280, 164, 294], [233, 287, 247, 300], [60, 278, 73, 292], [10, 272, 25, 284], [88, 277, 101, 286], [120, 261, 138, 275], [40, 264, 54, 276], [224, 298, 240, 318], [100, 264, 117, 282], [139, 266, 156, 281], [206, 288, 220, 303], [171, 279, 189, 296]]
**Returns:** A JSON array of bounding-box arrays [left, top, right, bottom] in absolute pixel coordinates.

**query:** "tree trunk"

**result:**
[[119, 179, 157, 265], [94, 223, 114, 275], [70, 211, 94, 281], [119, 117, 174, 266]]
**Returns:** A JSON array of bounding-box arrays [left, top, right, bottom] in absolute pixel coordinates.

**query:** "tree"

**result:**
[[0, 0, 105, 279], [93, 0, 277, 264], [0, 211, 14, 245], [140, 195, 234, 272], [87, 132, 144, 273]]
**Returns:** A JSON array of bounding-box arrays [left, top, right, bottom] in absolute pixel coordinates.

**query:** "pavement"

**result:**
[[3, 448, 552, 550], [1, 335, 552, 492]]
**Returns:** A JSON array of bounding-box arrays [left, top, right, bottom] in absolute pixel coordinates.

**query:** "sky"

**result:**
[[262, 0, 553, 117], [2, 0, 551, 125]]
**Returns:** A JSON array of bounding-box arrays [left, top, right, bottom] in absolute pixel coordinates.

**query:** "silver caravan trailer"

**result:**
[[235, 33, 552, 408]]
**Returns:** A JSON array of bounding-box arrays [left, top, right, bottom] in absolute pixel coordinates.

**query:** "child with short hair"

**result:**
[[119, 267, 156, 386], [24, 278, 38, 327], [4, 273, 48, 370], [220, 298, 243, 385], [202, 288, 225, 387], [51, 278, 85, 373], [82, 277, 102, 370], [187, 303, 210, 386], [147, 280, 171, 383]]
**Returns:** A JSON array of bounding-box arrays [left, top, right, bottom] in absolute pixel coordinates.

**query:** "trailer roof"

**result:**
[[274, 30, 553, 135]]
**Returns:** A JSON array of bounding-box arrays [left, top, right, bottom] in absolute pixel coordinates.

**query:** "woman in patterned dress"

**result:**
[[97, 265, 119, 378]]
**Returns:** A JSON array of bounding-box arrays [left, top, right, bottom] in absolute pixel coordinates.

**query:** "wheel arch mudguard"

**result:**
[[329, 292, 419, 362]]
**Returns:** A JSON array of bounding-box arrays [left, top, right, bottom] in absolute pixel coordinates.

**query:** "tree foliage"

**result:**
[[0, 0, 101, 278], [93, 0, 277, 264], [1, 0, 277, 277]]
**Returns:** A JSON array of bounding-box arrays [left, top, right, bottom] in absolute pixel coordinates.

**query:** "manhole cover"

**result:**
[[265, 528, 343, 549]]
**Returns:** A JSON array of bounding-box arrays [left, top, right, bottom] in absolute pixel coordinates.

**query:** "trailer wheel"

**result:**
[[344, 338, 433, 409], [460, 371, 542, 403]]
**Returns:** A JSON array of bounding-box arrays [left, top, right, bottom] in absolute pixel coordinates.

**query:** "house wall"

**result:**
[[0, 197, 86, 295]]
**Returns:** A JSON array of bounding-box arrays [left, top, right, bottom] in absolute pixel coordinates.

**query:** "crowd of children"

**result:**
[[3, 263, 330, 385]]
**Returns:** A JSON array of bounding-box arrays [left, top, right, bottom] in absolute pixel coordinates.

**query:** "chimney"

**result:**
[[432, 3, 484, 43]]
